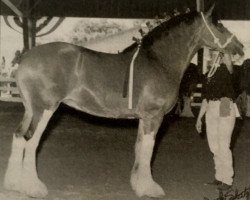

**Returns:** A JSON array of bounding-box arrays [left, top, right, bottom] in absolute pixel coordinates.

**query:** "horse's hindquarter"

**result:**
[[16, 43, 80, 108]]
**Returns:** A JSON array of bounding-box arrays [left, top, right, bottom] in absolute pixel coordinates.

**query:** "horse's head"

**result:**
[[200, 5, 244, 58]]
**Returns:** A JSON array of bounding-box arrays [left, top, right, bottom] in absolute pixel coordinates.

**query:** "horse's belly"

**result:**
[[63, 90, 138, 119]]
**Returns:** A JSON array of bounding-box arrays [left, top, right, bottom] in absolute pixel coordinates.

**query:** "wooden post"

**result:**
[[29, 0, 36, 48], [196, 0, 204, 12], [22, 0, 36, 50], [27, 17, 36, 49], [22, 0, 29, 50], [196, 0, 204, 72], [22, 17, 29, 50]]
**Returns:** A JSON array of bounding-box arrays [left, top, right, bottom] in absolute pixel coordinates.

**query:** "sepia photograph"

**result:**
[[0, 0, 250, 199]]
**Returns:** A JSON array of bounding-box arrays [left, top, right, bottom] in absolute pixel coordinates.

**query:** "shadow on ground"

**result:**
[[0, 102, 249, 200]]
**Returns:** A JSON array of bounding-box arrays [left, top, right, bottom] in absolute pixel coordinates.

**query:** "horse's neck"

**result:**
[[150, 24, 201, 77]]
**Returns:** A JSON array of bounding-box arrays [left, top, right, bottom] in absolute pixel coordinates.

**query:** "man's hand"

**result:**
[[195, 118, 202, 134]]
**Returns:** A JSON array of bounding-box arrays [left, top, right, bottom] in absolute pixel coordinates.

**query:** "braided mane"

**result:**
[[122, 11, 199, 53]]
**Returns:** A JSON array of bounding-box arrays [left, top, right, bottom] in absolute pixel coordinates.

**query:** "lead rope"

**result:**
[[207, 51, 221, 78], [200, 12, 235, 49], [128, 43, 141, 109]]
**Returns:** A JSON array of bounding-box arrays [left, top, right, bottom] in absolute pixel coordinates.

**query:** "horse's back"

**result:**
[[19, 42, 82, 69], [18, 42, 126, 75]]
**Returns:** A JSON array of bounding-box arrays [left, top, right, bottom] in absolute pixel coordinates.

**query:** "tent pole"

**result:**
[[196, 0, 204, 74]]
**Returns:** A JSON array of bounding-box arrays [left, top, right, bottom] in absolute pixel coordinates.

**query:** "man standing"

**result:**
[[196, 52, 239, 191]]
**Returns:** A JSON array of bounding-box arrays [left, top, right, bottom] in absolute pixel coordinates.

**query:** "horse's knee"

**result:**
[[210, 145, 219, 155], [15, 112, 32, 138]]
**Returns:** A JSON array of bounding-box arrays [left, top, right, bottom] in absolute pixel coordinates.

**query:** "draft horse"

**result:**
[[4, 7, 244, 198]]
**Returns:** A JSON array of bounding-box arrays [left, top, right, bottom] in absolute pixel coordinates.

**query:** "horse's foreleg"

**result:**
[[20, 109, 54, 198], [4, 110, 32, 192], [4, 135, 26, 192], [130, 115, 165, 198]]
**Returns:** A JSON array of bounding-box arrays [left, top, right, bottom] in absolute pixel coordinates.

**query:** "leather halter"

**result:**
[[200, 12, 235, 49], [201, 12, 234, 78]]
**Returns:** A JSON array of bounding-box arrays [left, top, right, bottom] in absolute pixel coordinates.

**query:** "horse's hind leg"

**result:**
[[20, 108, 54, 198], [4, 109, 32, 192], [130, 114, 165, 198]]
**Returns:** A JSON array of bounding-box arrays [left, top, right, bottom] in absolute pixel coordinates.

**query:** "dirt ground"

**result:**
[[0, 102, 249, 200]]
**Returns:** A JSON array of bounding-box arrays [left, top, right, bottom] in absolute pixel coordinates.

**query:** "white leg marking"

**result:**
[[21, 110, 53, 198], [131, 132, 165, 198], [4, 135, 26, 191]]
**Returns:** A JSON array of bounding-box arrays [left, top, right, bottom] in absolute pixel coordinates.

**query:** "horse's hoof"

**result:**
[[144, 182, 165, 198], [130, 174, 165, 198], [21, 178, 48, 198], [3, 170, 22, 192], [3, 179, 22, 192]]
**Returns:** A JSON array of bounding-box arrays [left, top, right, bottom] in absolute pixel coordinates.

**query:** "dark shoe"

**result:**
[[217, 183, 232, 191], [204, 179, 222, 186]]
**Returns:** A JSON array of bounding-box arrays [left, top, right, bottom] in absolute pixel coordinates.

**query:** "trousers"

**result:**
[[205, 100, 236, 185]]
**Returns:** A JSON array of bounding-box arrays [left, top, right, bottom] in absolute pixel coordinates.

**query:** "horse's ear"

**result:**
[[205, 4, 215, 18]]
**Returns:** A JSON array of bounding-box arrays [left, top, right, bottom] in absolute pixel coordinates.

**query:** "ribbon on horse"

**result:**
[[128, 43, 141, 109], [123, 38, 141, 109]]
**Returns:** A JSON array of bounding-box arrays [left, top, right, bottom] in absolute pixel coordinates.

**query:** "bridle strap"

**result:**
[[200, 12, 235, 49]]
